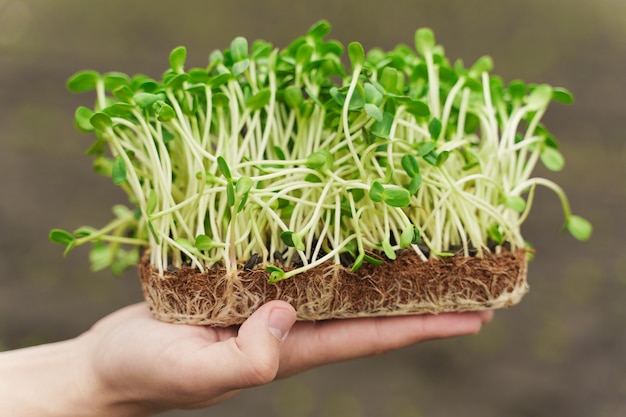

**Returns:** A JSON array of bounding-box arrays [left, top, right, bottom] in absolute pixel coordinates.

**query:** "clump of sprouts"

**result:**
[[50, 21, 591, 281]]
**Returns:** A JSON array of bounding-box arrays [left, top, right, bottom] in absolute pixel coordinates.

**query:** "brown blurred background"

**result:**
[[1, 0, 624, 416]]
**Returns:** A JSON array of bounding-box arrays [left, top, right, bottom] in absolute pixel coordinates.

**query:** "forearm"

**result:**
[[0, 337, 147, 417]]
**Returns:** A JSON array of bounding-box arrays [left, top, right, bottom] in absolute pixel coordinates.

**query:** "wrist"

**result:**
[[0, 336, 146, 417]]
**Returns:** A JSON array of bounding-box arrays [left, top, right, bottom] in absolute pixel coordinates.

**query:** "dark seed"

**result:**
[[448, 244, 463, 254], [273, 251, 284, 265], [418, 244, 430, 259], [244, 253, 259, 270], [339, 252, 354, 267]]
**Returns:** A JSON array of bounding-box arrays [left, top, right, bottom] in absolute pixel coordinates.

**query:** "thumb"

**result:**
[[213, 301, 297, 389]]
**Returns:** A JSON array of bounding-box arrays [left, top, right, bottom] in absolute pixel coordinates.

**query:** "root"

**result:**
[[139, 249, 529, 326]]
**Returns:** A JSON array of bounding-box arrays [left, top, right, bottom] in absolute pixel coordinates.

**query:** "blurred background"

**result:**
[[1, 0, 624, 415]]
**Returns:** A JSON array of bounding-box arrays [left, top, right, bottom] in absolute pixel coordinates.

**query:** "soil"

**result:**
[[139, 248, 528, 326]]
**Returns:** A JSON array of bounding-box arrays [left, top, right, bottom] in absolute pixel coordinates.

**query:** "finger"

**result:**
[[198, 300, 297, 391], [478, 310, 495, 324], [278, 311, 488, 377]]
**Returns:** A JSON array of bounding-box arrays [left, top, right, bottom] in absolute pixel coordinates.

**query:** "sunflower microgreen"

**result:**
[[52, 21, 590, 279]]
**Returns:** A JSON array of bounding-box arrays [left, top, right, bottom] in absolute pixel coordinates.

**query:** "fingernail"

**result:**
[[268, 308, 295, 341]]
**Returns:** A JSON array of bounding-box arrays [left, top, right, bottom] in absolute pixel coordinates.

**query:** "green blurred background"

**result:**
[[1, 0, 624, 415]]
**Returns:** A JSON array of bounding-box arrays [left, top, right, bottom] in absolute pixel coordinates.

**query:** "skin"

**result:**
[[0, 301, 493, 416]]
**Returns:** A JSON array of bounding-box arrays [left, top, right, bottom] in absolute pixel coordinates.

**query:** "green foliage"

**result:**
[[566, 215, 593, 241], [67, 70, 100, 93], [54, 20, 590, 279]]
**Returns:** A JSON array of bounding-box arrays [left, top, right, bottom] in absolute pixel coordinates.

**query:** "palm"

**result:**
[[85, 302, 491, 412]]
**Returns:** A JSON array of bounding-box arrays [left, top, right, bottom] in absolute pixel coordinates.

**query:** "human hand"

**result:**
[[80, 301, 492, 416], [0, 301, 492, 417]]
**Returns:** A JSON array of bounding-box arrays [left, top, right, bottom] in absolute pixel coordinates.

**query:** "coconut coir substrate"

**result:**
[[139, 249, 528, 326]]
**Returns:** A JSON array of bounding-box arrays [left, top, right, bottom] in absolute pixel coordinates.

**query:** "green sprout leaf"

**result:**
[[232, 59, 250, 77], [504, 195, 526, 212], [488, 224, 504, 245], [236, 176, 253, 196], [280, 231, 305, 251], [67, 70, 100, 93], [552, 87, 574, 104], [246, 88, 271, 111], [307, 20, 331, 39], [380, 67, 398, 94], [49, 229, 76, 256], [422, 151, 438, 166], [369, 181, 384, 202], [351, 252, 384, 272], [195, 234, 218, 251], [284, 86, 303, 110], [508, 80, 526, 100], [469, 56, 493, 77], [146, 189, 157, 215], [73, 226, 95, 238], [112, 155, 127, 185], [566, 215, 592, 241], [296, 44, 314, 67], [405, 100, 431, 118], [348, 42, 365, 69], [153, 101, 176, 122], [175, 237, 196, 254], [407, 174, 422, 195], [527, 84, 553, 110], [371, 112, 394, 138], [89, 242, 112, 272], [415, 28, 435, 56], [90, 112, 112, 131], [147, 220, 160, 245], [364, 254, 384, 265], [435, 150, 450, 167], [75, 106, 95, 132], [169, 46, 187, 73], [364, 83, 383, 105], [383, 187, 411, 208], [400, 226, 414, 248], [416, 142, 436, 157], [351, 253, 364, 271], [429, 117, 442, 140], [231, 36, 249, 62], [217, 156, 232, 180], [105, 102, 135, 117], [305, 150, 333, 170], [382, 240, 396, 260], [226, 181, 235, 207], [110, 248, 139, 276], [401, 154, 420, 178], [364, 103, 384, 122], [540, 146, 565, 171], [165, 73, 189, 89], [208, 73, 231, 88], [49, 229, 75, 245], [524, 241, 536, 261], [266, 265, 286, 283], [134, 92, 165, 109], [103, 72, 130, 92]]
